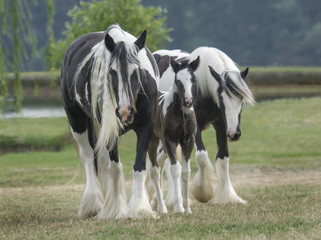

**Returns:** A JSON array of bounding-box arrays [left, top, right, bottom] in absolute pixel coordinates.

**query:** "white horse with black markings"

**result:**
[[61, 24, 160, 219], [153, 47, 255, 206]]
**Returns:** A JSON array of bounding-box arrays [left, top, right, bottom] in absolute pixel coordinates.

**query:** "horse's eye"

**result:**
[[175, 79, 181, 86], [109, 69, 117, 77]]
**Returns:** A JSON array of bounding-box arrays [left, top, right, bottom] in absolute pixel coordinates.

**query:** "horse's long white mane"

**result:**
[[190, 47, 255, 106], [158, 89, 174, 117], [73, 25, 158, 152]]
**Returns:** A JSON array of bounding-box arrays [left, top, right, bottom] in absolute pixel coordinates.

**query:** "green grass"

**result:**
[[0, 98, 321, 239], [0, 184, 320, 239], [1, 98, 321, 186], [0, 147, 80, 187], [200, 97, 321, 171], [0, 117, 71, 152]]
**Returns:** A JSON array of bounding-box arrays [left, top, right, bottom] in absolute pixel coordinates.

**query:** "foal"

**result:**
[[148, 56, 200, 213]]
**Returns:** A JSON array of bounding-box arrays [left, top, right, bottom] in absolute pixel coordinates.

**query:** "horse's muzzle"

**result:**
[[116, 106, 135, 124], [227, 130, 241, 142], [183, 97, 194, 109]]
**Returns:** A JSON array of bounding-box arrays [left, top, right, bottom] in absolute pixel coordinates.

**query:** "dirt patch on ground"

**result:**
[[230, 169, 321, 188], [1, 169, 320, 197]]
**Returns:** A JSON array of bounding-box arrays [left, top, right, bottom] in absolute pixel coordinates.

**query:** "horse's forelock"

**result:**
[[108, 41, 142, 110], [221, 71, 255, 106]]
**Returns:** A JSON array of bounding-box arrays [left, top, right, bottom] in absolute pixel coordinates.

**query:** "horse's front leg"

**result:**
[[71, 128, 104, 219], [147, 134, 167, 214], [96, 142, 127, 219], [180, 139, 195, 214], [191, 124, 216, 203], [214, 121, 246, 204], [165, 139, 184, 213], [124, 123, 155, 219]]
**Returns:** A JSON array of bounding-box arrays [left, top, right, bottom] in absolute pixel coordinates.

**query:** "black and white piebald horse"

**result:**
[[153, 47, 255, 205], [61, 25, 159, 219], [148, 56, 199, 214]]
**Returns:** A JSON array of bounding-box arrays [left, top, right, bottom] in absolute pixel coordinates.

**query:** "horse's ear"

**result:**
[[105, 33, 116, 52], [241, 67, 249, 79], [208, 66, 221, 84], [134, 30, 147, 50], [170, 57, 180, 73], [189, 56, 200, 72]]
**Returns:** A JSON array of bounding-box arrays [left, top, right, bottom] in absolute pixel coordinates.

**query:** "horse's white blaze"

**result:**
[[71, 129, 103, 218], [176, 68, 193, 99], [222, 91, 242, 135], [117, 71, 130, 107]]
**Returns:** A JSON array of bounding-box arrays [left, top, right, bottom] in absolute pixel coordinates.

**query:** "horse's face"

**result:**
[[105, 31, 147, 124], [171, 56, 200, 109], [209, 66, 249, 142]]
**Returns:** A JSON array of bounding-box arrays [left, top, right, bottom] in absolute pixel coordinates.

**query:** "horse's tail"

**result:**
[[87, 118, 98, 175]]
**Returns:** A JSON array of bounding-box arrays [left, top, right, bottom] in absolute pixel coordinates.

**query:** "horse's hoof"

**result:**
[[150, 198, 157, 210], [157, 204, 168, 214], [185, 207, 192, 214], [173, 204, 185, 213]]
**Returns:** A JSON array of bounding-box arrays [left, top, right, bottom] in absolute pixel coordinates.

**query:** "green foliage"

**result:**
[[0, 0, 38, 111], [46, 0, 55, 72], [0, 0, 56, 110], [50, 0, 171, 68], [0, 117, 71, 153]]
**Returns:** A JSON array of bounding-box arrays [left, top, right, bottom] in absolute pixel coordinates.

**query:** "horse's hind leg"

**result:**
[[148, 134, 167, 214], [71, 128, 104, 219], [191, 125, 216, 203]]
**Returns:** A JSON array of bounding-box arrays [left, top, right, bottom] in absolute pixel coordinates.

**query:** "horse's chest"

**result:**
[[163, 109, 196, 142]]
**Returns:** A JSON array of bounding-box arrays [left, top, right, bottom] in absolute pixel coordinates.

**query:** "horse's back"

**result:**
[[61, 32, 105, 88], [153, 49, 190, 92], [191, 47, 239, 75]]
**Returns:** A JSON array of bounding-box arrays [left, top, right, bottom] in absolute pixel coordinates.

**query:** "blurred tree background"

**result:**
[[145, 0, 321, 66], [1, 0, 321, 72], [0, 0, 170, 109]]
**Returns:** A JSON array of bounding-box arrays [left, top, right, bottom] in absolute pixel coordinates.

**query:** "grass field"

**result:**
[[1, 97, 321, 239]]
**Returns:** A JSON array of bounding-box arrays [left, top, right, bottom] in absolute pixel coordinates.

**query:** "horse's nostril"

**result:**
[[184, 98, 193, 107], [115, 107, 121, 118], [116, 105, 133, 123], [128, 106, 134, 113], [227, 130, 241, 141]]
